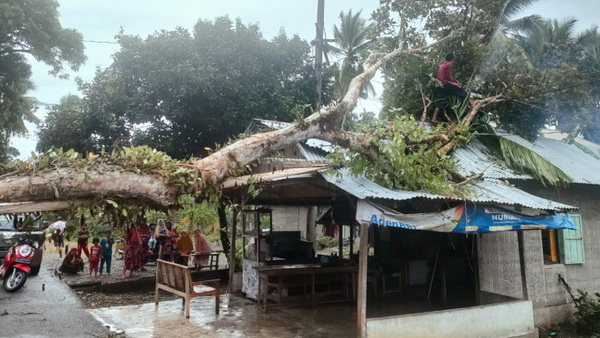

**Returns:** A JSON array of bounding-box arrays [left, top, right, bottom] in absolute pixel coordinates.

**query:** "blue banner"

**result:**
[[357, 200, 576, 233], [455, 204, 575, 233]]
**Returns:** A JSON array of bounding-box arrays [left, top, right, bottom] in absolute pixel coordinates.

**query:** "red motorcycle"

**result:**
[[0, 236, 34, 292]]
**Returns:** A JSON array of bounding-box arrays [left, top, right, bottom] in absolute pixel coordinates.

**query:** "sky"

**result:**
[[11, 0, 600, 158]]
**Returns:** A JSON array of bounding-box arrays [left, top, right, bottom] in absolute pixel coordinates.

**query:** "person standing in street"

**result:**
[[100, 230, 114, 275], [77, 223, 90, 259], [51, 218, 66, 257]]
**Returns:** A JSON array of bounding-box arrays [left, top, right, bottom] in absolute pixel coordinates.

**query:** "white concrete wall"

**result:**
[[366, 300, 535, 338]]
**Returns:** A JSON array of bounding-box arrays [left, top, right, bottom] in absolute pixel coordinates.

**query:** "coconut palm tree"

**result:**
[[329, 9, 374, 100]]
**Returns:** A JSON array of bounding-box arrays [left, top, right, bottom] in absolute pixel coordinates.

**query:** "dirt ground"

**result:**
[[77, 288, 180, 308]]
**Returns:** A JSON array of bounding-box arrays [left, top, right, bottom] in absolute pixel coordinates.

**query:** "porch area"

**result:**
[[90, 288, 536, 338]]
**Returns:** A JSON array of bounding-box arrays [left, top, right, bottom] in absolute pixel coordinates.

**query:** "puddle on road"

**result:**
[[90, 293, 356, 337]]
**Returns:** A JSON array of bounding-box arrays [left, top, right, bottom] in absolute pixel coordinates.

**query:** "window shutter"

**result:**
[[559, 214, 585, 264]]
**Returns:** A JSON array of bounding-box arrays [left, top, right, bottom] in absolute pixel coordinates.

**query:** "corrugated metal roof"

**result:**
[[321, 169, 576, 211], [452, 139, 531, 180], [540, 129, 600, 154], [500, 134, 600, 185], [305, 138, 333, 152], [298, 144, 329, 162], [253, 119, 291, 130]]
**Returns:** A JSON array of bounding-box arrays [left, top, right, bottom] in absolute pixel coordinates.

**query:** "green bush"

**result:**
[[316, 234, 334, 250], [572, 290, 600, 335]]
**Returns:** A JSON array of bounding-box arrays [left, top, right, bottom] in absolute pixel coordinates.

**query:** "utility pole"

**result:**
[[313, 0, 325, 112]]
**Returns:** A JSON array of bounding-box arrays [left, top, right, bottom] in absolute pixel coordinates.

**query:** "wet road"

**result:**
[[0, 252, 108, 337]]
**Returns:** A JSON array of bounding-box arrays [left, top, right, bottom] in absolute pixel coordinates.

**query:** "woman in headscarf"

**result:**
[[194, 229, 212, 268], [174, 230, 193, 266]]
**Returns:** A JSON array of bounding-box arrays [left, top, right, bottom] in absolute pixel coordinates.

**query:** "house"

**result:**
[[223, 119, 598, 337], [454, 134, 600, 326]]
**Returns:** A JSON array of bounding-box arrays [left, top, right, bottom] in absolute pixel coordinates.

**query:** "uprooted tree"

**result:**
[[0, 1, 577, 214]]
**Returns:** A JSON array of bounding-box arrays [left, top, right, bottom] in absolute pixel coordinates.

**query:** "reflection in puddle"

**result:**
[[90, 293, 356, 337]]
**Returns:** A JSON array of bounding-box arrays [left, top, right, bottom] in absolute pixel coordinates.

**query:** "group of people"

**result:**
[[58, 220, 212, 278], [121, 219, 212, 277], [59, 223, 114, 277]]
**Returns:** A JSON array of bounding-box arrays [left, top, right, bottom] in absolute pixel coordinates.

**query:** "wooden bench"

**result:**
[[183, 252, 221, 270], [155, 259, 220, 318]]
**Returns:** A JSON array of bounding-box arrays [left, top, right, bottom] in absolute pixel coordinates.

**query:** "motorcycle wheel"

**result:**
[[4, 268, 27, 292]]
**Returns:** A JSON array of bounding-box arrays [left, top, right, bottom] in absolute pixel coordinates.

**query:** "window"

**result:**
[[542, 213, 585, 264]]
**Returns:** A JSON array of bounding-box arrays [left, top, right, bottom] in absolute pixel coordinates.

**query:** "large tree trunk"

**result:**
[[0, 167, 180, 208]]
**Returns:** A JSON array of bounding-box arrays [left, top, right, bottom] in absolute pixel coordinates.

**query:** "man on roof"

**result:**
[[432, 53, 469, 124]]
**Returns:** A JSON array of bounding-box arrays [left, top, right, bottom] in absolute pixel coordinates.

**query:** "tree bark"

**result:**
[[0, 167, 179, 208]]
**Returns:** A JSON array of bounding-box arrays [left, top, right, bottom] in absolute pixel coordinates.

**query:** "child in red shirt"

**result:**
[[89, 238, 102, 277]]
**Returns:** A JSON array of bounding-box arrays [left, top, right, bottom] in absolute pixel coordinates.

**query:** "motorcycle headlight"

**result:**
[[18, 245, 32, 257]]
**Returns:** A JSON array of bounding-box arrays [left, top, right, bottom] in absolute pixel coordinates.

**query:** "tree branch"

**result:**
[[454, 172, 484, 188], [194, 29, 467, 188], [438, 94, 505, 154]]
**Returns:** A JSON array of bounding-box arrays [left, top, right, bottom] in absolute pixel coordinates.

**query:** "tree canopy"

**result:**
[[378, 0, 600, 143], [38, 17, 328, 158], [0, 0, 85, 162]]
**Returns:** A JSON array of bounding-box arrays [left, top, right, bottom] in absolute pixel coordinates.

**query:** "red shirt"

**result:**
[[437, 60, 461, 87], [90, 245, 102, 262]]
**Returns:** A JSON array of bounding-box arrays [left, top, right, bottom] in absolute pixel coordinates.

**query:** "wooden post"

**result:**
[[339, 222, 344, 258], [350, 221, 354, 258], [473, 234, 481, 305], [228, 203, 238, 293], [517, 231, 529, 300], [357, 222, 369, 337]]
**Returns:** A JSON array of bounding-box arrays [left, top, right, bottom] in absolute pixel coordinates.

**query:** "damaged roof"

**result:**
[[321, 169, 576, 211], [250, 118, 596, 209], [498, 134, 600, 185]]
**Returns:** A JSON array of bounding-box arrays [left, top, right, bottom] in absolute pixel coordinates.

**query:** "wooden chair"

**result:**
[[155, 259, 220, 318]]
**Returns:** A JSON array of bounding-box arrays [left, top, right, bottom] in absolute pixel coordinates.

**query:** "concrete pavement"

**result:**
[[0, 251, 109, 338]]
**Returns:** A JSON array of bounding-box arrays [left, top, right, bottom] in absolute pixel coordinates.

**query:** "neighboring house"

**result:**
[[226, 119, 599, 336], [455, 134, 600, 326]]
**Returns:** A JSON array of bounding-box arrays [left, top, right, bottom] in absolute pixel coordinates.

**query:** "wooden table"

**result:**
[[255, 264, 358, 312]]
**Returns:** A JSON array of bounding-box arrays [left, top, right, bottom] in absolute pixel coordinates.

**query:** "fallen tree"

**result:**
[[0, 31, 502, 211]]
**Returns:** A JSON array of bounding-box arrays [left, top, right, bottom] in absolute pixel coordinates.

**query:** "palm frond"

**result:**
[[499, 137, 571, 187], [503, 15, 543, 34], [503, 0, 540, 20]]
